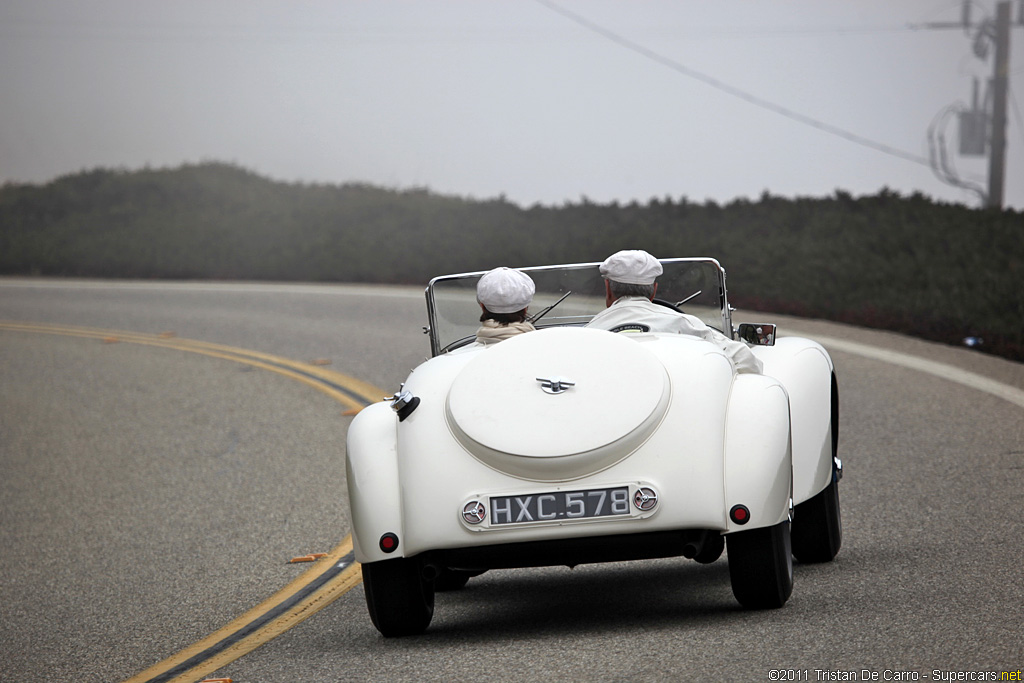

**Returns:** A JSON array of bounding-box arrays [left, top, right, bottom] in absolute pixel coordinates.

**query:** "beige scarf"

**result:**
[[475, 320, 536, 345]]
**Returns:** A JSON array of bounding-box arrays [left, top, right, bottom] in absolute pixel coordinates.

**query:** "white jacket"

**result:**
[[586, 297, 763, 374]]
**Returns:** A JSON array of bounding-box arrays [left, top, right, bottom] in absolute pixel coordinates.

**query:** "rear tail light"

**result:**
[[379, 533, 400, 553], [729, 505, 750, 525]]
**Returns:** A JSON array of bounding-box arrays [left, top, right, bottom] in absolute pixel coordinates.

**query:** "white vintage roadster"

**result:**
[[346, 258, 842, 636]]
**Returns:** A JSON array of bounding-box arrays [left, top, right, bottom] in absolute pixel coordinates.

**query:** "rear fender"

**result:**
[[754, 337, 835, 505], [345, 401, 403, 563], [724, 374, 793, 533]]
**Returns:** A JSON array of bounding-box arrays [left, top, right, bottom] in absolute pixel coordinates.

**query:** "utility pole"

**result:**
[[919, 0, 1021, 209], [987, 1, 1011, 209]]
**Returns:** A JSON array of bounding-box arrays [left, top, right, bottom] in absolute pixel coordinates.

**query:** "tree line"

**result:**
[[1, 162, 1021, 360]]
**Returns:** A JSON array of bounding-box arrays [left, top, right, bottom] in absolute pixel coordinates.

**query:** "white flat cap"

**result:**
[[477, 267, 535, 314], [599, 250, 663, 285]]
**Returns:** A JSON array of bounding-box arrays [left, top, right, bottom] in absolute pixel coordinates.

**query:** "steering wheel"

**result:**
[[652, 298, 684, 313]]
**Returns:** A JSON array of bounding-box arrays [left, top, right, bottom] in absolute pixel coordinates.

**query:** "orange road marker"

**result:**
[[309, 358, 332, 366], [288, 552, 328, 564]]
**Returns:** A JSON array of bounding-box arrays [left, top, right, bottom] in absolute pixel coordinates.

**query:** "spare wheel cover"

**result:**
[[445, 326, 670, 480]]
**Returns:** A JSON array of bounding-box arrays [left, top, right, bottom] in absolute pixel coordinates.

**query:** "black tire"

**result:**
[[792, 371, 842, 563], [362, 557, 434, 637], [791, 478, 842, 563], [727, 520, 794, 609]]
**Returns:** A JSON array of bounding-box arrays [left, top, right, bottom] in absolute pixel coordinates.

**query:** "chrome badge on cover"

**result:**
[[536, 376, 575, 395], [462, 501, 486, 524], [633, 486, 659, 511]]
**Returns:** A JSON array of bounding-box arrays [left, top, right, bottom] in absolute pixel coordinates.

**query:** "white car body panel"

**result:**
[[753, 337, 836, 505], [348, 327, 798, 564], [345, 401, 402, 562]]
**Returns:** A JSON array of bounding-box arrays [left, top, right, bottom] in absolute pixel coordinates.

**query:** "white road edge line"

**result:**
[[795, 332, 1024, 410]]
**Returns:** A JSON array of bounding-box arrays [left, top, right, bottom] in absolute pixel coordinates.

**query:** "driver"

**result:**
[[586, 250, 762, 374], [474, 267, 537, 345]]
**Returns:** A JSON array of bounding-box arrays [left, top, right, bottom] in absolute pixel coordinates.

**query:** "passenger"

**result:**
[[475, 267, 536, 345], [587, 250, 763, 374]]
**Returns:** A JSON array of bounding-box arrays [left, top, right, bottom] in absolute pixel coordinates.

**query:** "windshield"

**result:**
[[425, 258, 730, 356]]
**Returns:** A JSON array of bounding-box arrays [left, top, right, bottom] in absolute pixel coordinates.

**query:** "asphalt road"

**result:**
[[1, 279, 1021, 682]]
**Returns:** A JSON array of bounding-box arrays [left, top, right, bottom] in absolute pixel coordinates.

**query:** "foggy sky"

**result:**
[[1, 0, 1022, 209]]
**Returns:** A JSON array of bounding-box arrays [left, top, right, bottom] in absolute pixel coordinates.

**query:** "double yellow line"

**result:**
[[0, 321, 382, 683], [0, 320, 385, 413], [126, 539, 362, 683]]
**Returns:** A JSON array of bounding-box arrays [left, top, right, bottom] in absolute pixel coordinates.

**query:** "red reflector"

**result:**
[[379, 533, 399, 553], [730, 505, 751, 525]]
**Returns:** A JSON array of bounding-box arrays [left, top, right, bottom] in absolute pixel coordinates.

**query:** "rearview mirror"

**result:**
[[737, 323, 776, 346]]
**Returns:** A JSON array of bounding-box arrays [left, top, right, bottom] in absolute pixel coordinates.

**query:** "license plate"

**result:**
[[489, 486, 630, 526]]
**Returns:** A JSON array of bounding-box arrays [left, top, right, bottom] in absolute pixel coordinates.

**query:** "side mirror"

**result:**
[[737, 323, 776, 346]]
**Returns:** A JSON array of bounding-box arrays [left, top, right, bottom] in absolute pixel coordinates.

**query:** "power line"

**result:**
[[534, 0, 934, 169], [0, 15, 935, 39], [927, 104, 988, 202]]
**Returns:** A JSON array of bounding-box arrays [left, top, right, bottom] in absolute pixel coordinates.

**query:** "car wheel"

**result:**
[[727, 520, 794, 609], [361, 557, 434, 637], [792, 372, 842, 563], [791, 478, 842, 563]]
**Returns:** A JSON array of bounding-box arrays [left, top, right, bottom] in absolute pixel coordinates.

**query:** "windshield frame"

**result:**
[[424, 257, 732, 357]]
